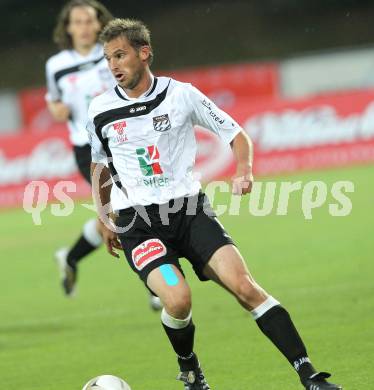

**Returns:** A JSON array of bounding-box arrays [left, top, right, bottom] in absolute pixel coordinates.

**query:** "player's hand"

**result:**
[[232, 164, 253, 195], [99, 220, 122, 258], [48, 101, 71, 122]]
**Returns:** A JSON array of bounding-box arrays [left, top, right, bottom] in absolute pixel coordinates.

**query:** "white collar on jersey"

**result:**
[[70, 43, 102, 61], [115, 74, 156, 101]]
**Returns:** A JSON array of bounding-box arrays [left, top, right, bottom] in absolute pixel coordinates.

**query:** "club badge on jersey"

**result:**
[[153, 114, 171, 132]]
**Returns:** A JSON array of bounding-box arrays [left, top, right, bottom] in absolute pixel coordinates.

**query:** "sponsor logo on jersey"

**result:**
[[113, 121, 127, 135], [113, 121, 128, 143], [130, 105, 147, 114], [201, 99, 225, 124], [136, 145, 163, 176], [138, 176, 170, 187], [153, 114, 171, 132], [132, 238, 167, 270], [202, 99, 212, 110]]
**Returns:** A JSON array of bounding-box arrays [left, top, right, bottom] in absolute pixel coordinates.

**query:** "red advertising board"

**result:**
[[18, 61, 279, 132], [0, 127, 234, 208], [160, 62, 279, 109], [0, 129, 91, 208], [229, 90, 374, 175], [18, 87, 67, 132], [2, 89, 374, 208]]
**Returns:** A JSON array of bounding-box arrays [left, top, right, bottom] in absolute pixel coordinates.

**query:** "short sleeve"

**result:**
[[86, 114, 107, 164], [186, 84, 242, 144], [45, 61, 61, 102]]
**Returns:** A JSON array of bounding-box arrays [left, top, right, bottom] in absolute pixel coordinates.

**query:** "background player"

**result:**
[[45, 1, 163, 310], [87, 19, 342, 390]]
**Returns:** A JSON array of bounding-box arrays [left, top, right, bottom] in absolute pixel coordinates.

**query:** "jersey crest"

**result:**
[[153, 114, 171, 132]]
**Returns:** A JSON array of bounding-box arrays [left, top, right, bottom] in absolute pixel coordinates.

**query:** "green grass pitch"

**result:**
[[1, 165, 373, 390]]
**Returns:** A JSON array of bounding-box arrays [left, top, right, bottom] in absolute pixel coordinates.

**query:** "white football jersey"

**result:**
[[45, 44, 115, 146], [87, 76, 241, 211]]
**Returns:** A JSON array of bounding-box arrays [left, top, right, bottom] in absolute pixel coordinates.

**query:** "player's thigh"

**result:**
[[179, 193, 235, 282], [203, 244, 250, 285], [203, 244, 266, 302], [147, 264, 191, 318], [116, 210, 183, 294]]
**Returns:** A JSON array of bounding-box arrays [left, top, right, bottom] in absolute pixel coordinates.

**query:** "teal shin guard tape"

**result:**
[[160, 264, 179, 286]]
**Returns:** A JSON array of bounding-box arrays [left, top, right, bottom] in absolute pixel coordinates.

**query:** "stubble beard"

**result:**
[[121, 67, 144, 90]]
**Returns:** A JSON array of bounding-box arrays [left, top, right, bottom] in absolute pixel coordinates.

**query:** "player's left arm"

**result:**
[[187, 84, 253, 195], [230, 130, 253, 195], [45, 60, 71, 122]]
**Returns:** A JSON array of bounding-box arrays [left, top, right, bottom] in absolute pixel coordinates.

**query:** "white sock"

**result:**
[[251, 296, 280, 320], [83, 218, 102, 247], [161, 308, 192, 329]]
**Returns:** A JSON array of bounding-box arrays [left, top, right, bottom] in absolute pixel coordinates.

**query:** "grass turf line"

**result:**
[[0, 165, 372, 389]]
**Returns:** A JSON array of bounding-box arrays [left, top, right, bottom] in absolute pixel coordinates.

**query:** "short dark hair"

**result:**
[[100, 18, 154, 65], [53, 0, 113, 50]]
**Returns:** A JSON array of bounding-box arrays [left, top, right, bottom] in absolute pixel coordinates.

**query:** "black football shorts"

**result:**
[[116, 191, 234, 285], [73, 144, 92, 184]]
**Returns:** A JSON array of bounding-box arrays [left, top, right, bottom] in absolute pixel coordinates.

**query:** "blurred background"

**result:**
[[1, 2, 373, 389], [2, 0, 374, 89], [1, 0, 374, 203]]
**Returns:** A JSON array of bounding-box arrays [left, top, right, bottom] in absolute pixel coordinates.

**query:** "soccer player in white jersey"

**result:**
[[87, 19, 343, 390], [45, 1, 163, 310], [45, 0, 112, 297]]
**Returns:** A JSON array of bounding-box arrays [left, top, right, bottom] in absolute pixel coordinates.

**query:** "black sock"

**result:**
[[67, 235, 97, 269], [256, 305, 316, 382], [162, 320, 198, 371]]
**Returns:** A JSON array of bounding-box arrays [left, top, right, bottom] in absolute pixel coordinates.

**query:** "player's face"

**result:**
[[104, 36, 150, 90], [67, 6, 101, 49]]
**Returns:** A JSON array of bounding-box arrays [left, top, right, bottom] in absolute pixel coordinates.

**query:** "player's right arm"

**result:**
[[87, 109, 122, 258], [47, 100, 71, 122], [90, 161, 121, 258], [45, 59, 71, 122]]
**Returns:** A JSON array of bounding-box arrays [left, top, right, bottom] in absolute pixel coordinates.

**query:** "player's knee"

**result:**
[[235, 276, 266, 309], [163, 288, 191, 318]]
